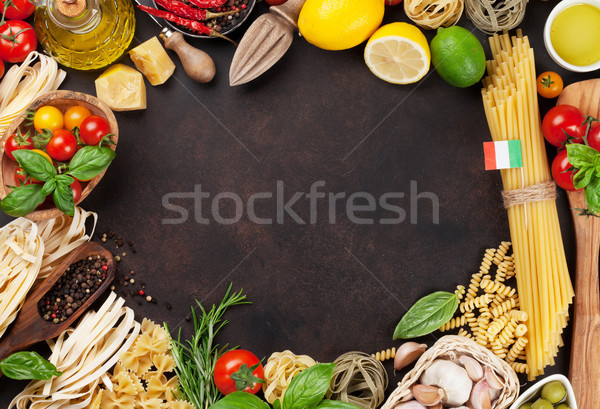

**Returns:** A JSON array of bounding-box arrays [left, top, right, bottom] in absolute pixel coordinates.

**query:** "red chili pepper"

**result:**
[[154, 0, 236, 21], [186, 0, 227, 8], [137, 4, 211, 35]]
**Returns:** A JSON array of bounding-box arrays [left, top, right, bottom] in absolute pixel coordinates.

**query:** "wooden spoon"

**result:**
[[0, 241, 115, 366], [557, 78, 600, 408]]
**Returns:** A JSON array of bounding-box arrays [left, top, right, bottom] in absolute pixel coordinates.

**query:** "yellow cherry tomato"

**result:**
[[536, 71, 563, 99], [31, 148, 53, 165], [64, 105, 91, 131], [33, 105, 64, 132]]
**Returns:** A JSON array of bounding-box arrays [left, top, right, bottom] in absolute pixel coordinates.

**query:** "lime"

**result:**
[[532, 399, 554, 409], [364, 22, 430, 84], [430, 26, 486, 88], [298, 0, 384, 51], [541, 381, 566, 404]]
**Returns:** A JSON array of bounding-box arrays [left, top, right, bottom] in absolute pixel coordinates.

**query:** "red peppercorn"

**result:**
[[101, 265, 108, 271], [241, 4, 246, 8], [139, 290, 145, 296], [51, 313, 57, 319], [45, 300, 50, 305]]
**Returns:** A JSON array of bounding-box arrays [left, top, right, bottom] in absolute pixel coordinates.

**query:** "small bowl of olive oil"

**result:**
[[544, 0, 600, 72]]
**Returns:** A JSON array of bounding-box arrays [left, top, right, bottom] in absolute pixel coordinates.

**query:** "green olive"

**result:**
[[541, 380, 567, 404], [532, 399, 554, 409], [519, 403, 533, 409], [555, 404, 571, 409]]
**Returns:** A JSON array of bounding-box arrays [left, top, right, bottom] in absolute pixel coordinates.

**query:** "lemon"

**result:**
[[298, 0, 385, 51], [95, 64, 147, 111], [364, 22, 430, 84], [430, 26, 486, 88]]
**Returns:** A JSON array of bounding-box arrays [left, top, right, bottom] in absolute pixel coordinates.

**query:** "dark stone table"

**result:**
[[0, 1, 596, 405]]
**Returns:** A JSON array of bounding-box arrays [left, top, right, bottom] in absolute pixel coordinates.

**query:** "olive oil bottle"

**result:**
[[34, 0, 135, 70]]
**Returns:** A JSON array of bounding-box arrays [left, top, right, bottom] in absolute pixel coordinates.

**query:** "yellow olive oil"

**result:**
[[550, 3, 600, 66], [35, 0, 135, 70]]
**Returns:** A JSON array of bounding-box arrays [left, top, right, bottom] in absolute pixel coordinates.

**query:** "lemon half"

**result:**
[[364, 22, 431, 85]]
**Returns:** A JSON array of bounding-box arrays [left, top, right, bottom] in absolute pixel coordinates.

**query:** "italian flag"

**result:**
[[484, 140, 523, 170]]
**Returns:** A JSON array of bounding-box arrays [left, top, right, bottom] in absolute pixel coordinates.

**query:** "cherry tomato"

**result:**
[[4, 131, 33, 161], [536, 71, 563, 99], [64, 106, 92, 131], [542, 105, 586, 147], [265, 0, 287, 4], [213, 350, 264, 395], [70, 178, 82, 203], [0, 0, 35, 19], [385, 0, 403, 4], [12, 166, 39, 186], [0, 20, 37, 63], [0, 60, 4, 80], [47, 129, 77, 161], [34, 106, 64, 133], [587, 122, 600, 152], [79, 115, 111, 145], [31, 148, 53, 165], [551, 148, 579, 191]]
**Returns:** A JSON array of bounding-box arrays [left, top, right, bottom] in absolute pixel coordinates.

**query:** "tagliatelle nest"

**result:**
[[381, 335, 519, 409], [404, 0, 464, 29]]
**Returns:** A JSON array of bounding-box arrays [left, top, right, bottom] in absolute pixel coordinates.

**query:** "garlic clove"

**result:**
[[394, 342, 428, 371], [469, 379, 492, 409], [485, 368, 505, 391], [420, 359, 472, 407], [411, 384, 445, 406], [459, 355, 484, 382], [429, 403, 443, 409], [400, 392, 414, 403], [393, 400, 428, 409]]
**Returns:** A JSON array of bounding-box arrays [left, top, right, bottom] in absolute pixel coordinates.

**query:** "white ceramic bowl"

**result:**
[[543, 0, 600, 72], [509, 374, 577, 409]]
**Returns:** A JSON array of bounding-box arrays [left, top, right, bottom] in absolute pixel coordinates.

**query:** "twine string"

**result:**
[[502, 181, 557, 209]]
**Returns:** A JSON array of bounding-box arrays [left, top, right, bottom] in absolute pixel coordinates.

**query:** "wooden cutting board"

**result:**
[[557, 78, 600, 409]]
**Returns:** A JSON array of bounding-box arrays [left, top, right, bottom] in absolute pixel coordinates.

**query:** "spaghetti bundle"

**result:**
[[480, 31, 574, 379]]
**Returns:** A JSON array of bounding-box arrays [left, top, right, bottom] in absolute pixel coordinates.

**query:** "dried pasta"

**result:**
[[371, 348, 396, 361], [0, 52, 66, 136], [0, 219, 43, 339], [404, 0, 464, 29], [482, 31, 574, 379], [263, 350, 317, 404], [326, 352, 388, 409], [10, 293, 140, 409], [465, 0, 527, 34]]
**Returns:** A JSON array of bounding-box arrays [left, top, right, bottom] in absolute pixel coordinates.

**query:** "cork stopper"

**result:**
[[56, 0, 86, 18]]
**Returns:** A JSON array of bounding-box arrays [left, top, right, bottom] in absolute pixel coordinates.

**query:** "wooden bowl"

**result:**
[[0, 90, 119, 221]]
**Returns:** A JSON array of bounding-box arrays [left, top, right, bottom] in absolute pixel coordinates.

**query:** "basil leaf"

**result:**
[[67, 146, 115, 181], [567, 144, 600, 169], [283, 363, 335, 409], [0, 184, 45, 217], [53, 182, 75, 217], [393, 291, 459, 339], [314, 400, 361, 409], [585, 177, 600, 215], [573, 166, 593, 190], [208, 392, 270, 409], [274, 399, 282, 409], [0, 351, 61, 380], [13, 150, 57, 182], [40, 179, 57, 197], [55, 174, 74, 185]]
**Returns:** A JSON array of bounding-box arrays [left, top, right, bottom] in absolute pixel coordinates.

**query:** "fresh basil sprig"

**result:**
[[393, 290, 460, 339], [0, 146, 115, 217], [209, 363, 359, 409], [0, 351, 61, 380], [566, 143, 600, 214]]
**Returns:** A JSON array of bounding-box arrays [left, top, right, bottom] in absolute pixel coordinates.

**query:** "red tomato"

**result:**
[[0, 20, 37, 63], [0, 59, 4, 79], [4, 131, 33, 161], [213, 350, 264, 395], [47, 129, 77, 162], [79, 115, 111, 145], [70, 178, 82, 203], [0, 0, 35, 19], [265, 0, 287, 4], [587, 122, 600, 152], [542, 105, 586, 147], [386, 0, 403, 4], [12, 166, 39, 186], [551, 148, 579, 191]]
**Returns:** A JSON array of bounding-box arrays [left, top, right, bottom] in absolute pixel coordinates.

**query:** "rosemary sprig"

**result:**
[[166, 284, 250, 409]]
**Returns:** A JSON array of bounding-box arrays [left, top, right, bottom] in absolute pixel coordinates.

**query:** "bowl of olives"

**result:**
[[510, 374, 577, 409]]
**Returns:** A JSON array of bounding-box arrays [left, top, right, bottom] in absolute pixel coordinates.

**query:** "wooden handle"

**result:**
[[568, 191, 600, 408], [270, 0, 306, 29], [162, 31, 216, 83]]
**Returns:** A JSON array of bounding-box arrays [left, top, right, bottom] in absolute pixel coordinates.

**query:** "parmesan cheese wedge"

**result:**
[[129, 37, 176, 86], [95, 64, 146, 111]]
